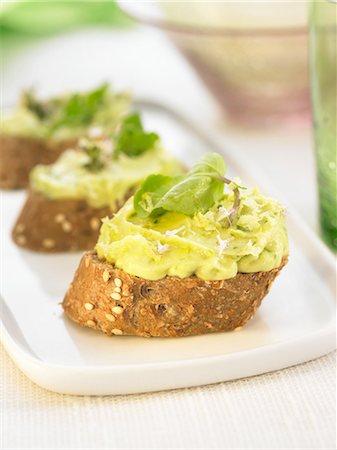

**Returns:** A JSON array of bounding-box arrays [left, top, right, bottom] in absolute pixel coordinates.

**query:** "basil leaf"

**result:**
[[115, 112, 159, 158], [189, 151, 226, 179], [133, 152, 227, 218]]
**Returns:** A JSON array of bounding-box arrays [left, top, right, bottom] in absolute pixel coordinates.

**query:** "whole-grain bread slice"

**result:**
[[0, 135, 77, 189], [12, 190, 120, 252], [62, 251, 288, 337]]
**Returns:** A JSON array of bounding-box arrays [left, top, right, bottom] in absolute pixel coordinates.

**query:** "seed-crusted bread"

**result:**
[[12, 190, 132, 253], [0, 135, 77, 189], [62, 251, 287, 337]]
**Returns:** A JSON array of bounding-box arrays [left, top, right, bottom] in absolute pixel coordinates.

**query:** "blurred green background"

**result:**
[[0, 0, 131, 51]]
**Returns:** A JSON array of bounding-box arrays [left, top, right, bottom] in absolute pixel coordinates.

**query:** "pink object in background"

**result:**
[[119, 1, 310, 128]]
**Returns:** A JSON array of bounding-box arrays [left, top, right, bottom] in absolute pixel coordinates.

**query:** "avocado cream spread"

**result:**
[[31, 146, 182, 210], [1, 84, 130, 140], [96, 153, 288, 280]]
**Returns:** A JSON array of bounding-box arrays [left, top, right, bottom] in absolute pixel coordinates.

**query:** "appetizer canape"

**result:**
[[63, 152, 288, 337], [1, 83, 130, 189], [12, 113, 183, 252]]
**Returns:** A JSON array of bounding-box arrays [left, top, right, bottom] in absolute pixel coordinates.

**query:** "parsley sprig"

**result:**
[[114, 112, 159, 158]]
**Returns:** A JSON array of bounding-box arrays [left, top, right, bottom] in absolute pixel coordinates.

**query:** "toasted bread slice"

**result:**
[[0, 135, 77, 189], [62, 252, 287, 337], [12, 190, 119, 252]]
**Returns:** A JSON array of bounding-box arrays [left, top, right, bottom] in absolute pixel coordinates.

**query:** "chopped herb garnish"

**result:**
[[114, 112, 159, 158], [80, 139, 105, 172]]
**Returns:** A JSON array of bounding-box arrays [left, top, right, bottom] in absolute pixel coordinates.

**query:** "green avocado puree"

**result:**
[[96, 188, 288, 280], [0, 108, 45, 138], [31, 146, 183, 209]]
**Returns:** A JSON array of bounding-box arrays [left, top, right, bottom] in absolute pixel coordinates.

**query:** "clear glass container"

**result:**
[[310, 0, 337, 250], [119, 1, 310, 128]]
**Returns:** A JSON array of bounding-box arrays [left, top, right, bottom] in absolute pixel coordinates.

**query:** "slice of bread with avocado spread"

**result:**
[[62, 153, 288, 337], [1, 83, 130, 189], [12, 113, 183, 252]]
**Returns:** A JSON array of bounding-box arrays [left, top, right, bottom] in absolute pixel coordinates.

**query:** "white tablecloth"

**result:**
[[2, 28, 335, 449], [1, 346, 335, 449]]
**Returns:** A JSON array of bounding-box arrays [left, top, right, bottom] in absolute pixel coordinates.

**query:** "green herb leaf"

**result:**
[[21, 89, 59, 120], [115, 112, 159, 158], [133, 152, 227, 218], [81, 141, 105, 172], [48, 83, 109, 133], [134, 174, 182, 218]]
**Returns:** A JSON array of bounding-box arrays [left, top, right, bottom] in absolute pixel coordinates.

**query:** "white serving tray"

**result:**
[[1, 102, 336, 395]]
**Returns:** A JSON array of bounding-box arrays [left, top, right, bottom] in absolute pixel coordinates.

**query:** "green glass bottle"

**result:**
[[310, 0, 337, 250]]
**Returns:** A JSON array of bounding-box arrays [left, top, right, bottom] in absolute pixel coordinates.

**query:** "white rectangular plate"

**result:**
[[1, 102, 336, 395]]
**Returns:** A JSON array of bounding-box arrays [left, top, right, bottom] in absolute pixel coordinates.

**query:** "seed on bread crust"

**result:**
[[90, 217, 101, 230], [54, 213, 65, 224], [111, 306, 123, 315], [86, 319, 96, 327], [105, 313, 115, 322], [114, 278, 122, 287], [62, 221, 72, 232], [61, 221, 71, 232], [16, 235, 27, 245], [111, 328, 123, 335], [102, 269, 110, 283], [84, 302, 94, 311], [42, 238, 55, 249], [16, 223, 25, 233], [110, 292, 121, 300]]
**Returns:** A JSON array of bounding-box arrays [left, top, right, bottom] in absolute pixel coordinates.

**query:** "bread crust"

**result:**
[[0, 134, 77, 189], [62, 252, 288, 337], [12, 190, 111, 252]]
